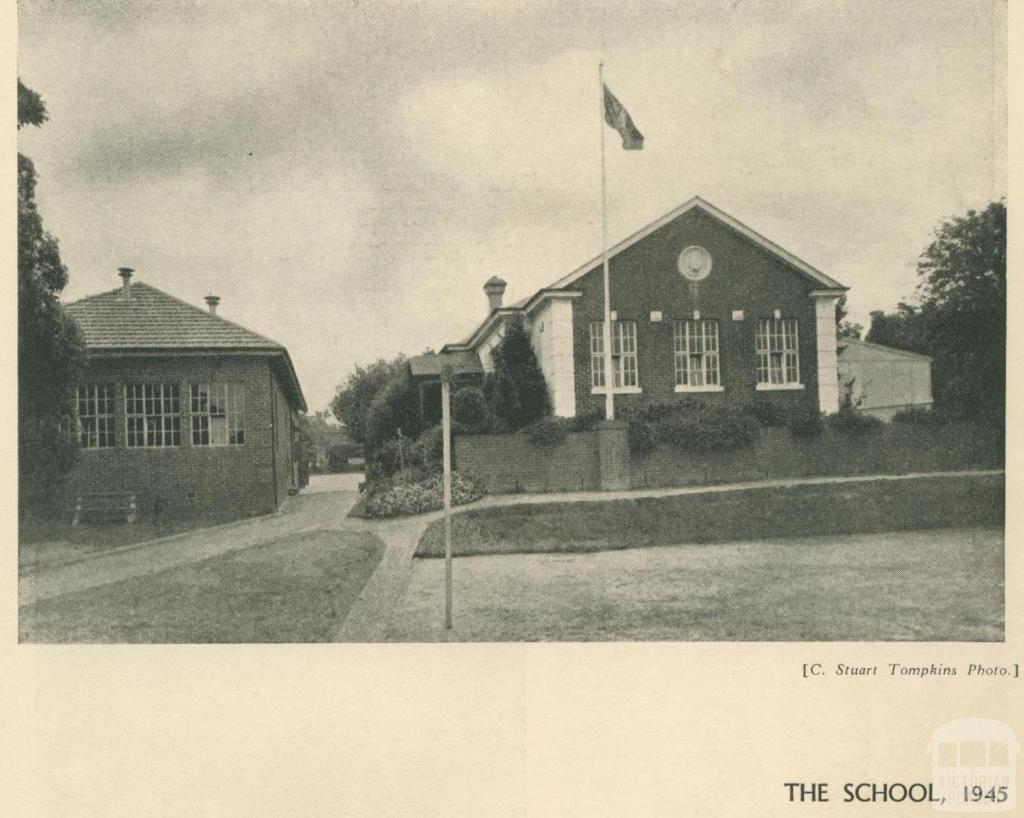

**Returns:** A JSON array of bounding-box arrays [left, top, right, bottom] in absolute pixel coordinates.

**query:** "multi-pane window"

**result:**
[[77, 384, 116, 448], [590, 320, 639, 389], [756, 318, 801, 385], [191, 383, 245, 446], [674, 320, 720, 388], [125, 384, 181, 447]]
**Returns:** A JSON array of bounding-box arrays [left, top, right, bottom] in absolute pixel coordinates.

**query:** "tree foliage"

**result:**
[[866, 200, 1005, 418], [487, 316, 550, 430], [18, 79, 47, 128], [330, 355, 408, 444], [19, 79, 83, 509]]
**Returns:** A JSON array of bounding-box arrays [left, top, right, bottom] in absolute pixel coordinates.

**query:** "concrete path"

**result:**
[[467, 468, 1006, 508]]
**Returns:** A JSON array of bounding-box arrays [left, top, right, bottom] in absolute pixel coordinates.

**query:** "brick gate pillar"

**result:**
[[597, 419, 630, 490]]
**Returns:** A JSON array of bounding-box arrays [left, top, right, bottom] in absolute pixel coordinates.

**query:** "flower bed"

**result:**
[[355, 472, 485, 519]]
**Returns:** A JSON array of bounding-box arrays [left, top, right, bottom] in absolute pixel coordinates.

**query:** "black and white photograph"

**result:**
[[17, 0, 1005, 645]]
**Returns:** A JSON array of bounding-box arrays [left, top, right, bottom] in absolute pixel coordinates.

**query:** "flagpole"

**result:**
[[599, 62, 614, 421]]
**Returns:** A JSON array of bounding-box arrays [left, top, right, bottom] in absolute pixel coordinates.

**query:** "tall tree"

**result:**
[[917, 200, 1005, 417], [18, 79, 83, 509], [866, 200, 1005, 418], [330, 355, 408, 444], [488, 316, 550, 430]]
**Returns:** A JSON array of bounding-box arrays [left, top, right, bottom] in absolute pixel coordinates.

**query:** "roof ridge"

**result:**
[[127, 282, 284, 349]]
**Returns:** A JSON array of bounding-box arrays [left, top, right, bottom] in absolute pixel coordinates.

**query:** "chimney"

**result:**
[[483, 276, 507, 313], [205, 294, 221, 315], [118, 267, 134, 298]]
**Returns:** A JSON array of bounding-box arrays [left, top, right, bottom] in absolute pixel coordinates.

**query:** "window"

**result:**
[[674, 320, 721, 389], [77, 384, 116, 448], [191, 383, 245, 446], [125, 384, 181, 447], [756, 318, 801, 386], [590, 320, 639, 390]]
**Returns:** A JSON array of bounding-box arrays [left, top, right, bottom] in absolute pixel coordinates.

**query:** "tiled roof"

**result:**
[[65, 282, 283, 350], [65, 281, 307, 411]]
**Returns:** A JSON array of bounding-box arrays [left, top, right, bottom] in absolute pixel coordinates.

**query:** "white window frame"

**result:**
[[756, 318, 804, 390], [125, 384, 182, 448], [590, 320, 641, 394], [77, 384, 116, 449], [674, 320, 723, 392], [191, 383, 245, 446]]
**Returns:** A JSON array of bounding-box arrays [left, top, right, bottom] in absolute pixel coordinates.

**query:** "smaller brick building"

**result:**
[[64, 270, 306, 516], [444, 196, 848, 417]]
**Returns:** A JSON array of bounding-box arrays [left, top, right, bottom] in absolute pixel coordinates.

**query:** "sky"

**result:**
[[18, 0, 1007, 413]]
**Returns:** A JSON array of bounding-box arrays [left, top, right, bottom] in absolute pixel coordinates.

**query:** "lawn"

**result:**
[[389, 528, 1004, 642], [20, 529, 385, 643], [417, 473, 1003, 558], [19, 509, 258, 569]]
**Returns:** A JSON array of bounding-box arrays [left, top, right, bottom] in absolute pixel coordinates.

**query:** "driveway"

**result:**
[[383, 528, 1004, 642]]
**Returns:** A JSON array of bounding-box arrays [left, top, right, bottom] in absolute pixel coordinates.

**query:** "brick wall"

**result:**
[[66, 354, 294, 516], [454, 432, 601, 493], [571, 207, 820, 416]]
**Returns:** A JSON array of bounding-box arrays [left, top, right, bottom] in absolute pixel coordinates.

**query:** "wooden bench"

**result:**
[[71, 492, 139, 525]]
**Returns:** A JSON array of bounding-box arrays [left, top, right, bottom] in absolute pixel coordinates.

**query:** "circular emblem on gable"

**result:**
[[677, 245, 713, 282]]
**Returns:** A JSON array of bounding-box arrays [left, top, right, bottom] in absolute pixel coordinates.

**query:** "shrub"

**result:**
[[367, 437, 407, 478], [826, 407, 885, 437], [742, 401, 786, 427], [570, 409, 604, 432], [627, 416, 658, 455], [785, 404, 824, 438], [452, 387, 492, 433], [655, 405, 758, 454], [488, 315, 551, 430], [525, 415, 571, 447], [408, 425, 444, 472], [362, 472, 485, 519], [363, 369, 419, 452], [891, 407, 945, 426]]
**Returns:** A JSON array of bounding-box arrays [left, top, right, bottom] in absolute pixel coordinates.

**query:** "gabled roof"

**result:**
[[837, 337, 933, 362], [66, 281, 307, 411], [547, 196, 847, 292], [446, 196, 847, 352]]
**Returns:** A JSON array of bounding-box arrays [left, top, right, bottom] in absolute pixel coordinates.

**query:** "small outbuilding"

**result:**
[[836, 337, 933, 420], [64, 269, 307, 517]]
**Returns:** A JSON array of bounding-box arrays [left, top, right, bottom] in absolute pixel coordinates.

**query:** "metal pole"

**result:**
[[441, 367, 453, 630], [600, 62, 614, 421]]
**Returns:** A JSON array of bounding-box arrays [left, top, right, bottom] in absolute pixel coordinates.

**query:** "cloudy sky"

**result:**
[[18, 0, 1006, 412]]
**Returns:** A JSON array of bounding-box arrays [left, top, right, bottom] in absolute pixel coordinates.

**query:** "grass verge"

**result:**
[[416, 473, 1003, 558], [20, 529, 385, 643], [18, 510, 261, 569]]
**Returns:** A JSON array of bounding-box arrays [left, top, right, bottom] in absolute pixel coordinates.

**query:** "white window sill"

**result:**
[[675, 385, 724, 393], [591, 386, 643, 395], [755, 382, 805, 391]]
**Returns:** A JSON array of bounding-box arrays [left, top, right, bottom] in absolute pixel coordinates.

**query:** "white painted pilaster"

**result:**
[[547, 298, 577, 417], [812, 291, 843, 414]]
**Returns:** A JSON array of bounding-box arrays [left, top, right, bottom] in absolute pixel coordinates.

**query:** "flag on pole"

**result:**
[[603, 84, 644, 150]]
